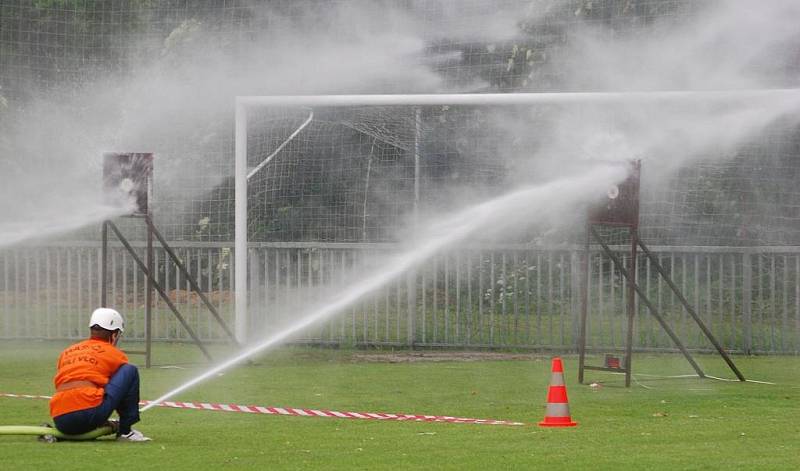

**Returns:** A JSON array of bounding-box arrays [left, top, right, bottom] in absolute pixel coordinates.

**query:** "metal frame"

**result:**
[[578, 224, 641, 387], [577, 162, 745, 386], [100, 152, 239, 365], [100, 217, 240, 367]]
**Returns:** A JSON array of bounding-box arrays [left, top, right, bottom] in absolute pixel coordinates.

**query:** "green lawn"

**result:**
[[1, 340, 798, 470]]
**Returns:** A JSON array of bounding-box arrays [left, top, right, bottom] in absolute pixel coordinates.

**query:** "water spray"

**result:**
[[141, 163, 628, 411]]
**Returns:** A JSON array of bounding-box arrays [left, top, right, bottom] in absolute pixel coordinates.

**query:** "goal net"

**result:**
[[233, 92, 800, 344], [243, 103, 513, 244]]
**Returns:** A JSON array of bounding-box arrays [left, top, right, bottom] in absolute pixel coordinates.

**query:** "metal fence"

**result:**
[[1, 242, 798, 354]]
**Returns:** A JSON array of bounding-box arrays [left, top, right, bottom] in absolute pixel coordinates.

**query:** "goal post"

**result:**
[[233, 89, 799, 343]]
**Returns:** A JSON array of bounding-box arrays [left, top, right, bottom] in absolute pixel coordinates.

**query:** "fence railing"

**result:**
[[1, 242, 798, 354]]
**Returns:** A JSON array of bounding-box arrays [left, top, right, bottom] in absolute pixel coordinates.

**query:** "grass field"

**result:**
[[1, 340, 798, 470]]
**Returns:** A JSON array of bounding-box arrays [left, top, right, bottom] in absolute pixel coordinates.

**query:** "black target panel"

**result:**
[[103, 152, 153, 216], [588, 160, 640, 227]]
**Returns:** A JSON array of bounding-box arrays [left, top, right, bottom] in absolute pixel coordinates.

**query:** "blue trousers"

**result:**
[[54, 363, 141, 436]]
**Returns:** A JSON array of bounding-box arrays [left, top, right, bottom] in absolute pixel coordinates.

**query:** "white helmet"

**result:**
[[89, 308, 125, 332]]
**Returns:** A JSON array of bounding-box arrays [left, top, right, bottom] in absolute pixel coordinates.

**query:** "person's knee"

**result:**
[[118, 363, 139, 378], [108, 363, 140, 391]]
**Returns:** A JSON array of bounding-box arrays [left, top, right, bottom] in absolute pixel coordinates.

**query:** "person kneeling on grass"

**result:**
[[49, 308, 151, 442]]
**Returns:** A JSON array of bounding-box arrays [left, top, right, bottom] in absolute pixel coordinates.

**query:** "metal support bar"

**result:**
[[238, 89, 800, 109], [624, 227, 637, 387], [637, 239, 745, 381], [590, 226, 705, 378], [742, 252, 753, 354], [147, 220, 240, 346], [145, 218, 154, 368], [407, 271, 416, 347], [583, 365, 627, 373], [102, 220, 151, 365], [578, 226, 635, 386], [101, 222, 108, 307], [234, 101, 248, 344], [577, 228, 590, 384], [105, 220, 213, 362], [248, 249, 259, 335], [246, 110, 313, 180]]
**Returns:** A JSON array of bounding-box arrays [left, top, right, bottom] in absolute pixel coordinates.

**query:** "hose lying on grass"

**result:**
[[0, 425, 114, 441]]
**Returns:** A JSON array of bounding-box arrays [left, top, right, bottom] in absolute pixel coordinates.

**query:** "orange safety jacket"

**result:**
[[49, 338, 128, 418]]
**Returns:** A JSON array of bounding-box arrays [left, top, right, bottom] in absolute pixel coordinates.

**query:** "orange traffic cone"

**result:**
[[539, 357, 577, 427]]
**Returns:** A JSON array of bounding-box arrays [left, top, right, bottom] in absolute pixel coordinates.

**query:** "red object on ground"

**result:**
[[605, 355, 621, 369]]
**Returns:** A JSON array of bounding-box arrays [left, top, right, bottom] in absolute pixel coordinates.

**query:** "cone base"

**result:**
[[538, 419, 577, 427]]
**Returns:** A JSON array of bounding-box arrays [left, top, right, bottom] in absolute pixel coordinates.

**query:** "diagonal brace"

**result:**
[[637, 240, 745, 381], [590, 227, 705, 378], [146, 220, 239, 346], [105, 221, 213, 361]]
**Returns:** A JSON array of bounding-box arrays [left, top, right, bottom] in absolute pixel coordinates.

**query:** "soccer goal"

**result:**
[[233, 90, 797, 357], [235, 92, 614, 341]]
